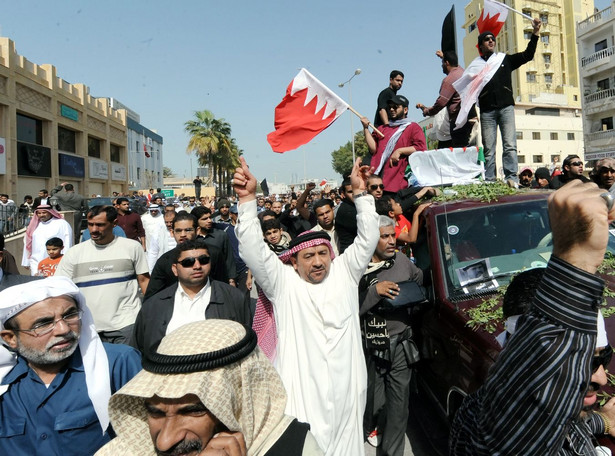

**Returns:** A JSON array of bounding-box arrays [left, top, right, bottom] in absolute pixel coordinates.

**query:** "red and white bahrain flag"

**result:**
[[267, 68, 349, 153], [477, 0, 509, 37]]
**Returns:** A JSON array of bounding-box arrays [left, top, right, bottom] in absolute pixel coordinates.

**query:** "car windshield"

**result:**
[[436, 199, 615, 297]]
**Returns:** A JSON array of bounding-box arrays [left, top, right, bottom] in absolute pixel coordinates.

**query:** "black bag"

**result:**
[[381, 280, 427, 309]]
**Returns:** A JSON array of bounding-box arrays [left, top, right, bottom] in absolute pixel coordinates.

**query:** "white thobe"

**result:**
[[237, 196, 379, 456], [21, 217, 73, 275]]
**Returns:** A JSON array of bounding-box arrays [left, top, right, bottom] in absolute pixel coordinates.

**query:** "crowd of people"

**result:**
[[0, 15, 615, 456]]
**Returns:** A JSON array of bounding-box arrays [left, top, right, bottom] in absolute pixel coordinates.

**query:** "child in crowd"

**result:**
[[261, 218, 291, 254], [37, 237, 63, 277]]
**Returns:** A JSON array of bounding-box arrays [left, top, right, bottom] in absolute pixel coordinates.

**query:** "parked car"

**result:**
[[412, 190, 615, 449]]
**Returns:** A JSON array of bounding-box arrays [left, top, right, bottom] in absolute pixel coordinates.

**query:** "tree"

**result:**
[[163, 166, 174, 178], [331, 131, 369, 177], [184, 110, 241, 197]]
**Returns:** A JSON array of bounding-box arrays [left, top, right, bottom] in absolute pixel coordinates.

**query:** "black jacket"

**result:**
[[132, 281, 252, 359], [478, 34, 538, 111]]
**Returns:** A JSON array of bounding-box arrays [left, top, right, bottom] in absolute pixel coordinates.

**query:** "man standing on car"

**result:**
[[50, 182, 86, 244], [450, 181, 615, 454], [359, 215, 423, 453]]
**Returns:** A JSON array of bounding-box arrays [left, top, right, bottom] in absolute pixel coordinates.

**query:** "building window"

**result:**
[[541, 34, 549, 44], [518, 155, 526, 164], [16, 113, 42, 145], [543, 54, 551, 64], [88, 137, 101, 158], [516, 131, 523, 140], [524, 31, 532, 39], [58, 126, 76, 153], [136, 141, 139, 153], [602, 117, 614, 131], [137, 168, 141, 180], [567, 132, 575, 140], [527, 72, 536, 82], [110, 144, 121, 163], [598, 78, 610, 91], [545, 74, 553, 84], [468, 21, 477, 32], [532, 132, 541, 140], [551, 155, 560, 162], [533, 155, 544, 163], [574, 95, 578, 101], [595, 39, 608, 52], [540, 14, 548, 24], [550, 132, 558, 140]]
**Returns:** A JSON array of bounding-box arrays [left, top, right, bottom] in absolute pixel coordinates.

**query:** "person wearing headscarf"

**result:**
[[21, 204, 73, 275], [0, 276, 141, 455], [234, 157, 379, 456], [96, 320, 323, 456], [533, 167, 553, 189]]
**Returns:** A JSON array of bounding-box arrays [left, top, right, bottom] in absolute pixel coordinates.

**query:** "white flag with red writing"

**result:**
[[267, 68, 349, 153], [478, 0, 509, 37]]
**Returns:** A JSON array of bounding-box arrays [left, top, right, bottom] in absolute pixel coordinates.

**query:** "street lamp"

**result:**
[[339, 69, 361, 163]]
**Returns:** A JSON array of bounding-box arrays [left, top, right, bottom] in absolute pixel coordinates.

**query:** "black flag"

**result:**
[[441, 5, 457, 54], [260, 178, 270, 197]]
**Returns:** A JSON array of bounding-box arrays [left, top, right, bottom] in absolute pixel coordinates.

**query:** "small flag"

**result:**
[[477, 0, 509, 38], [319, 179, 327, 187], [260, 178, 270, 197], [267, 68, 349, 153]]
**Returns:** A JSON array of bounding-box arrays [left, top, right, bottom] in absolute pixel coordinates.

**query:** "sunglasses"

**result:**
[[592, 345, 613, 373], [570, 161, 583, 167], [369, 184, 385, 191], [177, 254, 210, 268], [483, 36, 496, 43]]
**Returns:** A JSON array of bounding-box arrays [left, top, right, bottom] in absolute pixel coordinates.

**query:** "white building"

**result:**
[[577, 1, 615, 161], [108, 98, 163, 190]]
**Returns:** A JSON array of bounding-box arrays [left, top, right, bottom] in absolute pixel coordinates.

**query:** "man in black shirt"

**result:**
[[374, 70, 404, 127]]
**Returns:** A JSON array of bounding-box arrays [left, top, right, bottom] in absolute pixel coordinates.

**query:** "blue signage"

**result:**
[[60, 104, 79, 121], [58, 153, 85, 178]]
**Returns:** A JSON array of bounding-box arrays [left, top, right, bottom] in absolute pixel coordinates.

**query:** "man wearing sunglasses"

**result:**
[[132, 239, 251, 360], [552, 154, 591, 189], [450, 181, 615, 455], [0, 276, 141, 455], [453, 18, 541, 183]]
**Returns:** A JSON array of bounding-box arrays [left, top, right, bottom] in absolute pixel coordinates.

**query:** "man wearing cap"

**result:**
[[0, 276, 141, 455], [361, 95, 426, 194], [551, 154, 591, 189], [454, 18, 541, 183], [97, 320, 323, 456], [234, 157, 378, 456], [519, 167, 533, 188], [450, 181, 615, 454], [21, 204, 73, 275], [213, 198, 233, 224], [133, 239, 250, 360]]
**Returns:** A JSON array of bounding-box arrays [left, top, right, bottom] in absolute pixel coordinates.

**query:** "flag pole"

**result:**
[[489, 0, 533, 21], [347, 105, 385, 138]]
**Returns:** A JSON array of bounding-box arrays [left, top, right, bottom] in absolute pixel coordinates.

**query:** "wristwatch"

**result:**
[[354, 191, 368, 199]]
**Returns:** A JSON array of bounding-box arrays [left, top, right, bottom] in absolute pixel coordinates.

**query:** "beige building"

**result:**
[[577, 1, 615, 161], [460, 0, 593, 171], [0, 37, 130, 202]]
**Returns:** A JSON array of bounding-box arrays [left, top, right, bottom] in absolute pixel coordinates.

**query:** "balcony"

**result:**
[[586, 129, 615, 147], [585, 88, 615, 103], [581, 45, 615, 67], [578, 5, 612, 32]]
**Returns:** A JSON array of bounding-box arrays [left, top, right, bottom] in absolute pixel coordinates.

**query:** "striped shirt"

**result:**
[[450, 256, 605, 455]]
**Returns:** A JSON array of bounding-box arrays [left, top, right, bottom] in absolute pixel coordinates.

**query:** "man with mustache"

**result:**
[[0, 276, 141, 455], [450, 181, 615, 455]]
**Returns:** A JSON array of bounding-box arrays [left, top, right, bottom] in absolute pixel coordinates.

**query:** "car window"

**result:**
[[437, 200, 555, 296]]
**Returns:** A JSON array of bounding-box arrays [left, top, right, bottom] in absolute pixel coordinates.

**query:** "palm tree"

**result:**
[[184, 110, 240, 197]]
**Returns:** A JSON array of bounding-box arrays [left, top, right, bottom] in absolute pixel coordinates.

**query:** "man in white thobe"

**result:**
[[234, 157, 379, 456], [21, 205, 72, 275]]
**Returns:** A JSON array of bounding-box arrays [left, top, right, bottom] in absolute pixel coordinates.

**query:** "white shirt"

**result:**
[[166, 280, 212, 335], [22, 217, 73, 275]]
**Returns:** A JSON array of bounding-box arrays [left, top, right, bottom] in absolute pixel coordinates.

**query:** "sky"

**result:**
[[1, 0, 611, 185]]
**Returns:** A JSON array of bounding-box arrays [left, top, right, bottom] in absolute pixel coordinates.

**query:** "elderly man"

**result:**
[[97, 320, 323, 456], [593, 157, 615, 195], [21, 204, 72, 275], [0, 276, 141, 455], [359, 216, 423, 454], [450, 181, 615, 454], [56, 206, 149, 344], [133, 239, 250, 359], [234, 157, 378, 456]]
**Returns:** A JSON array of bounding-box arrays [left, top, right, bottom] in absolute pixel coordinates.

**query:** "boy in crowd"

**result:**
[[36, 237, 63, 277], [261, 218, 291, 254]]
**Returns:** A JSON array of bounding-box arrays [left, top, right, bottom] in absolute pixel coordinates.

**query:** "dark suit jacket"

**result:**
[[0, 272, 40, 291], [132, 281, 251, 359]]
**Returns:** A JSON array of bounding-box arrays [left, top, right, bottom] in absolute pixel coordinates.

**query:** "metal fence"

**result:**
[[0, 205, 30, 237]]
